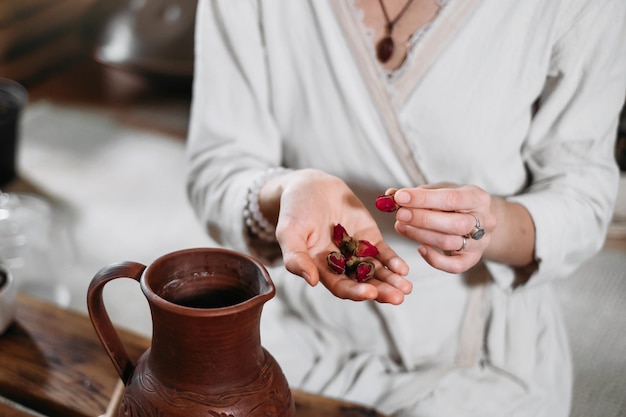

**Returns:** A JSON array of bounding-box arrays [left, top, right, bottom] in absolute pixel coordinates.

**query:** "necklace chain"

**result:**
[[376, 0, 416, 63]]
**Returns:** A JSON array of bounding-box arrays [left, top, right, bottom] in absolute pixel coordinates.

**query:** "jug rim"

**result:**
[[140, 247, 276, 316]]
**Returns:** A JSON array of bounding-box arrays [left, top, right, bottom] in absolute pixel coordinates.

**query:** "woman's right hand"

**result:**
[[261, 169, 411, 304]]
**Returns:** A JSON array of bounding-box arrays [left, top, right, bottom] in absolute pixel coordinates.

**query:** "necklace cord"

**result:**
[[375, 0, 416, 62], [378, 0, 416, 31]]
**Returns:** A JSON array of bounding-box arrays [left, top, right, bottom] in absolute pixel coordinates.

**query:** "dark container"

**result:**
[[0, 78, 28, 187]]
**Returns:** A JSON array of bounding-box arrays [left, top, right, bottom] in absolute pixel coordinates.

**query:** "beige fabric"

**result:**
[[554, 250, 626, 417]]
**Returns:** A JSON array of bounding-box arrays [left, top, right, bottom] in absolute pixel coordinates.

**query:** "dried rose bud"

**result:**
[[332, 224, 350, 247], [375, 194, 399, 213], [328, 223, 381, 281], [354, 261, 375, 282], [344, 255, 360, 272], [355, 240, 379, 257], [327, 251, 346, 274], [340, 238, 358, 257]]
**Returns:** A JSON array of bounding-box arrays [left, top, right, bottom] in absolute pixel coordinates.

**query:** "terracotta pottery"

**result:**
[[87, 247, 295, 417]]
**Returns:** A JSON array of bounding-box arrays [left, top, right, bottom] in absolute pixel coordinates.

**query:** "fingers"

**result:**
[[319, 269, 379, 301], [283, 249, 320, 287], [374, 238, 410, 276], [318, 249, 412, 304], [392, 185, 494, 274], [396, 207, 479, 238], [394, 185, 488, 213], [282, 241, 411, 304], [397, 218, 488, 271], [367, 260, 413, 304], [320, 266, 411, 305], [418, 243, 482, 275]]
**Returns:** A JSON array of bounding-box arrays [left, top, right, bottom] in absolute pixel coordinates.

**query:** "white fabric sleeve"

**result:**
[[185, 0, 283, 258], [488, 0, 626, 289]]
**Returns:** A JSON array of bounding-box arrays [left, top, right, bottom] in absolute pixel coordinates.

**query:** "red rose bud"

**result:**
[[332, 223, 350, 247], [355, 240, 379, 257], [375, 194, 398, 213], [354, 261, 375, 282], [327, 251, 346, 274]]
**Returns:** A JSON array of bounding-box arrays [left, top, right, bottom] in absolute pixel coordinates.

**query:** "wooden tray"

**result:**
[[100, 380, 388, 417]]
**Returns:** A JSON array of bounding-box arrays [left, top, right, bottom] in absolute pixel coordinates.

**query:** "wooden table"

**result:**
[[0, 294, 388, 417]]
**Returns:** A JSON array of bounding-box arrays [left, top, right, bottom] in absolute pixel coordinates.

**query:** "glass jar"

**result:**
[[0, 191, 70, 306]]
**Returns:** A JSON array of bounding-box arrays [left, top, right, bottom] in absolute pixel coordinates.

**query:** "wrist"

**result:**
[[258, 168, 334, 226], [244, 167, 291, 242], [484, 197, 536, 267]]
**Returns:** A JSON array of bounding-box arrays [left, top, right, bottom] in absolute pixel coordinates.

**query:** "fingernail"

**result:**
[[302, 271, 316, 286], [396, 208, 411, 222], [395, 191, 410, 204], [389, 257, 409, 276], [418, 246, 427, 257]]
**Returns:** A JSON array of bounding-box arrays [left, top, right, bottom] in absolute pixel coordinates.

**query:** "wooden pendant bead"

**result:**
[[377, 36, 394, 63]]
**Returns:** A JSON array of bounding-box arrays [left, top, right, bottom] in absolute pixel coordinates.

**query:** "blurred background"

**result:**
[[0, 0, 211, 336], [1, 0, 196, 84]]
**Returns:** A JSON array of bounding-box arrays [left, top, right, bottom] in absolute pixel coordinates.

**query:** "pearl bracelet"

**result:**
[[244, 167, 290, 242]]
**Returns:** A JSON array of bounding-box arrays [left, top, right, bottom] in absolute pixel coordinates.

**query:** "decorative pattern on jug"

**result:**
[[118, 349, 294, 417], [119, 393, 164, 417]]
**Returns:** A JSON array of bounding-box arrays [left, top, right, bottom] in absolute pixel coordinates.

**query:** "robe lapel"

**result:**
[[328, 0, 482, 186], [392, 0, 483, 107]]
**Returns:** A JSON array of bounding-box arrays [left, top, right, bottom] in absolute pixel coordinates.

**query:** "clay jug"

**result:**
[[87, 247, 296, 417]]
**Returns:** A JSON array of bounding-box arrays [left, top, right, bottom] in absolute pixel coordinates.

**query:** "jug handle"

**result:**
[[87, 261, 147, 384]]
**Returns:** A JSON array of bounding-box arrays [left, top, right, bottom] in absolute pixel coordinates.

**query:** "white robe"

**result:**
[[186, 1, 626, 416]]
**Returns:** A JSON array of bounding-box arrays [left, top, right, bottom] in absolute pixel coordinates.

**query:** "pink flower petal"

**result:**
[[332, 223, 350, 247], [355, 240, 379, 257]]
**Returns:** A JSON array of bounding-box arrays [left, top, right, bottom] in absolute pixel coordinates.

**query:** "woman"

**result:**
[[186, 0, 626, 415]]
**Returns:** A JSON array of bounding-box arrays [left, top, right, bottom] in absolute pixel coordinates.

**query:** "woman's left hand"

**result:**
[[391, 183, 496, 274]]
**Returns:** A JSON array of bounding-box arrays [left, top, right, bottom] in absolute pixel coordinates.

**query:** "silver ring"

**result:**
[[468, 213, 485, 240], [456, 236, 467, 252]]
